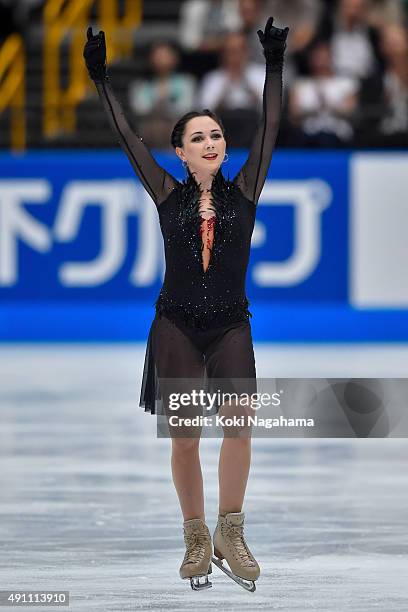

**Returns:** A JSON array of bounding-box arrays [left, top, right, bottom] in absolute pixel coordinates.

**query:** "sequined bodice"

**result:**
[[155, 171, 256, 330]]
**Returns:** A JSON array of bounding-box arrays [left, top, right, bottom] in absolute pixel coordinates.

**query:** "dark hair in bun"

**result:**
[[171, 109, 225, 148]]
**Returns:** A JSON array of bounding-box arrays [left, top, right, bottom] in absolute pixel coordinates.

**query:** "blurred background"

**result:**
[[1, 0, 408, 150]]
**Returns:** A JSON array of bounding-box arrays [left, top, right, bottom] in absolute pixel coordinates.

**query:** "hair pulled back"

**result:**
[[171, 109, 225, 148]]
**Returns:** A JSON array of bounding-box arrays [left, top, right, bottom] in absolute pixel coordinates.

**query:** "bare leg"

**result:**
[[218, 437, 251, 514], [217, 399, 253, 513], [171, 437, 205, 521]]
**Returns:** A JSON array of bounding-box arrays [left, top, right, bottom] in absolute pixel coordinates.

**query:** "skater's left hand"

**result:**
[[257, 17, 289, 54]]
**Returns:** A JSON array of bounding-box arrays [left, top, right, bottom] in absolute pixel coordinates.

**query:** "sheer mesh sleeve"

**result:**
[[233, 65, 283, 205], [94, 77, 177, 207]]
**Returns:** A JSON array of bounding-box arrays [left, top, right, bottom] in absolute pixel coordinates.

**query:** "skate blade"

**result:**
[[211, 555, 256, 592], [188, 574, 213, 590]]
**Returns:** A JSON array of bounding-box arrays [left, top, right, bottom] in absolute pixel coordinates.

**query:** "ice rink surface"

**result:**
[[0, 344, 407, 611]]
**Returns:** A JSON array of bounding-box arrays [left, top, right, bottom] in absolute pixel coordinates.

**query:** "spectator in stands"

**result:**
[[368, 0, 406, 27], [179, 0, 241, 52], [378, 25, 408, 141], [265, 0, 323, 88], [266, 0, 322, 54], [289, 37, 359, 146], [196, 31, 265, 146], [353, 21, 408, 147], [238, 0, 268, 64], [316, 0, 383, 80], [129, 41, 196, 149]]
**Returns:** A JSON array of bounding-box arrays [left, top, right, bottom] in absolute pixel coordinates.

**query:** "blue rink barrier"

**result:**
[[0, 150, 407, 342], [0, 303, 407, 343]]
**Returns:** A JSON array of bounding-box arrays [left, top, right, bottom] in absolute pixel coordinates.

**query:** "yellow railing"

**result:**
[[0, 34, 26, 151], [43, 0, 142, 138]]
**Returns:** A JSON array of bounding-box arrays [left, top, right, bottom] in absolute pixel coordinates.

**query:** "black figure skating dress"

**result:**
[[90, 33, 284, 417]]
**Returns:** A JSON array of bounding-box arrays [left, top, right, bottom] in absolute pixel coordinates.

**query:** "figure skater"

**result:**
[[83, 17, 288, 591]]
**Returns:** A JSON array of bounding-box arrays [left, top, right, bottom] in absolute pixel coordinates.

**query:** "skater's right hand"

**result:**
[[83, 27, 107, 82]]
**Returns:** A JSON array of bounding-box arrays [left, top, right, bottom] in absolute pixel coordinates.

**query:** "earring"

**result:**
[[182, 160, 188, 168], [222, 153, 229, 164]]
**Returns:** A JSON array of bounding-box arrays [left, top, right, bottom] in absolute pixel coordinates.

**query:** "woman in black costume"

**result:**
[[84, 18, 288, 592]]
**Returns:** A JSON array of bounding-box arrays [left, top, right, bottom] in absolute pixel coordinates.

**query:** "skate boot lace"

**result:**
[[183, 532, 208, 565], [228, 524, 256, 567]]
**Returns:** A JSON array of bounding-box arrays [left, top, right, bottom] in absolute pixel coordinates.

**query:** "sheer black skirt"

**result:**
[[139, 313, 257, 417]]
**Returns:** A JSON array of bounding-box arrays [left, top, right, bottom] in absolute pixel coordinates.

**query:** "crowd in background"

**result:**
[[129, 0, 408, 149], [1, 0, 407, 150]]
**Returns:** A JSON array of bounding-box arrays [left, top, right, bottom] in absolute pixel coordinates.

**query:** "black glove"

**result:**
[[257, 17, 289, 72], [83, 27, 107, 82]]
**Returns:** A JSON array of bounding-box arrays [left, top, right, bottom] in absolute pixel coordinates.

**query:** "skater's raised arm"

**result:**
[[234, 18, 288, 206], [83, 28, 176, 207]]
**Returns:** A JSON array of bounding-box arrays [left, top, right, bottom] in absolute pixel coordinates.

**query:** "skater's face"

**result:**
[[175, 116, 226, 175]]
